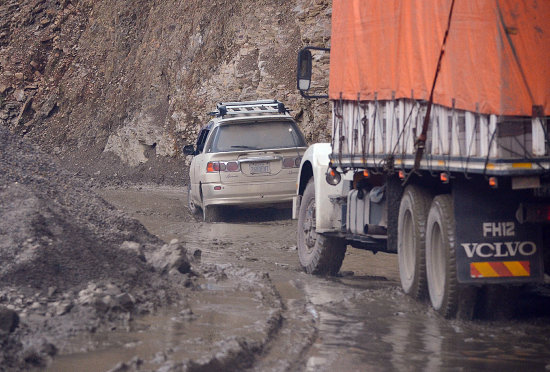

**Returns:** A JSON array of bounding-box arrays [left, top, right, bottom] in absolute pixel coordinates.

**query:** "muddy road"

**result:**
[[53, 186, 550, 371]]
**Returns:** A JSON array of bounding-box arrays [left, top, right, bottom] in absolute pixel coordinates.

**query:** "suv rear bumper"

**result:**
[[202, 180, 295, 207]]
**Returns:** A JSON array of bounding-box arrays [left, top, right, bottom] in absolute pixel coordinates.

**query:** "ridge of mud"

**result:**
[[180, 266, 284, 372]]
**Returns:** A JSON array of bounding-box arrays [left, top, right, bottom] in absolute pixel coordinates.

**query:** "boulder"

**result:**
[[146, 240, 191, 274]]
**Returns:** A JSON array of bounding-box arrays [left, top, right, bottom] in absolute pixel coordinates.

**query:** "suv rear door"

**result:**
[[204, 119, 306, 186], [190, 123, 217, 203]]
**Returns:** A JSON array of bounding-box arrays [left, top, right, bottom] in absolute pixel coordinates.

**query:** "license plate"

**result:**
[[249, 162, 270, 174]]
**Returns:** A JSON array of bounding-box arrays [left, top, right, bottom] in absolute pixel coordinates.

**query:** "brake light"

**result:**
[[207, 161, 239, 172], [207, 161, 223, 172], [207, 162, 217, 172], [283, 156, 301, 168]]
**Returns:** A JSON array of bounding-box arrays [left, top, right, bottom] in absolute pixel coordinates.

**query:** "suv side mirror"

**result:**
[[297, 49, 312, 91], [183, 145, 195, 155]]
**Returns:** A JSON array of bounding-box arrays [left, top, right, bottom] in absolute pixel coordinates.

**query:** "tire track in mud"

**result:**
[[181, 268, 286, 372], [248, 276, 319, 372]]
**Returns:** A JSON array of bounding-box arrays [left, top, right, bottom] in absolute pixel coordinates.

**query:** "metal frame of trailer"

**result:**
[[329, 99, 550, 178]]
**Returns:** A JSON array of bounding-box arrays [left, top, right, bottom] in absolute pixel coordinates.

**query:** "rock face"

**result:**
[[0, 0, 332, 184]]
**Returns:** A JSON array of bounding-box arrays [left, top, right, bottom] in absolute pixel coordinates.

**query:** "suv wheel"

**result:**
[[187, 183, 200, 216]]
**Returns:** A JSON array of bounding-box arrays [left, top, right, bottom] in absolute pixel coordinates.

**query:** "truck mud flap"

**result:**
[[453, 178, 544, 284]]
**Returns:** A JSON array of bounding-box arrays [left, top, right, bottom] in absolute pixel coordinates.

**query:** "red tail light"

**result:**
[[207, 162, 218, 173], [207, 161, 239, 173], [207, 161, 224, 172]]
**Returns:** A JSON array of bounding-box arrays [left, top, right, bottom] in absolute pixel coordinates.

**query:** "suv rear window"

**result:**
[[207, 121, 306, 153]]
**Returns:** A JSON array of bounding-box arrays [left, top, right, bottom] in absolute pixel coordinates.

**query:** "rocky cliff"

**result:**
[[0, 0, 332, 184]]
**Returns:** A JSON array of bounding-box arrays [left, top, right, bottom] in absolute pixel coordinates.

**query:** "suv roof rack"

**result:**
[[210, 99, 289, 118]]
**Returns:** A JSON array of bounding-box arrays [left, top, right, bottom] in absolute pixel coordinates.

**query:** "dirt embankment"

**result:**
[[0, 0, 332, 186], [0, 126, 198, 370]]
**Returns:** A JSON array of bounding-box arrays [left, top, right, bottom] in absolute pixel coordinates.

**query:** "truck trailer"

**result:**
[[293, 0, 550, 318]]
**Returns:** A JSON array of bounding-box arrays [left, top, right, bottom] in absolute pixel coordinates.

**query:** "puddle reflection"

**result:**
[[305, 279, 550, 371]]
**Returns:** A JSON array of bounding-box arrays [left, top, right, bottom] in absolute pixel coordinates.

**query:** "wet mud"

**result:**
[[57, 186, 550, 371], [47, 269, 282, 371]]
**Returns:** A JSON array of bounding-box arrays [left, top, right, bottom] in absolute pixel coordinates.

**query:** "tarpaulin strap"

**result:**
[[412, 0, 456, 173], [361, 95, 368, 165], [337, 93, 344, 168], [351, 93, 361, 167], [372, 93, 382, 174], [448, 99, 456, 174], [463, 104, 480, 180]]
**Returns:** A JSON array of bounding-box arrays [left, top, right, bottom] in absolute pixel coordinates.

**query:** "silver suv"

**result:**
[[183, 100, 307, 222]]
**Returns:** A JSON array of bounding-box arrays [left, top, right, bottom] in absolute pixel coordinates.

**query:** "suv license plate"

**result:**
[[250, 162, 270, 174]]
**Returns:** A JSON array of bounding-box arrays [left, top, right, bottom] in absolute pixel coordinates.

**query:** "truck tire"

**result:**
[[297, 178, 347, 275], [426, 194, 458, 318], [203, 204, 222, 222], [398, 185, 431, 300], [187, 183, 200, 216]]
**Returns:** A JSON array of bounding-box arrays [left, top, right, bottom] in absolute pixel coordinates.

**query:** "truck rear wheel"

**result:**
[[298, 179, 346, 275], [426, 194, 479, 319], [398, 185, 431, 299], [426, 194, 458, 318]]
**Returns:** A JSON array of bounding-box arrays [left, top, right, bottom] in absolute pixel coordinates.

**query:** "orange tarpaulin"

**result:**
[[329, 0, 550, 116]]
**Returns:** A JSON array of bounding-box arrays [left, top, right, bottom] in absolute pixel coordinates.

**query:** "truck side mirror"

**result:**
[[183, 145, 195, 155], [296, 46, 329, 99], [297, 49, 313, 91]]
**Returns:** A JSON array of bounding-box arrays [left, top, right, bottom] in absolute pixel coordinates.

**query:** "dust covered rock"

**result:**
[[146, 239, 194, 275], [0, 126, 195, 370]]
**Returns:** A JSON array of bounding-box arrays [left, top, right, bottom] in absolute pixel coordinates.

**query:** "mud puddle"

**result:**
[[303, 277, 550, 371], [45, 275, 274, 371]]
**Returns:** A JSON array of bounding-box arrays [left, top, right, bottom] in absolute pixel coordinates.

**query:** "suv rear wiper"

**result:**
[[231, 145, 258, 149]]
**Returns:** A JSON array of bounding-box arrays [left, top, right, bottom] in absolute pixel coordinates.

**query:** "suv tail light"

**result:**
[[226, 161, 239, 172], [207, 161, 240, 173], [283, 156, 301, 168]]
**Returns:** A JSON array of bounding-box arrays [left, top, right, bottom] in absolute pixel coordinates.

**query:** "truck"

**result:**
[[293, 0, 550, 318]]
